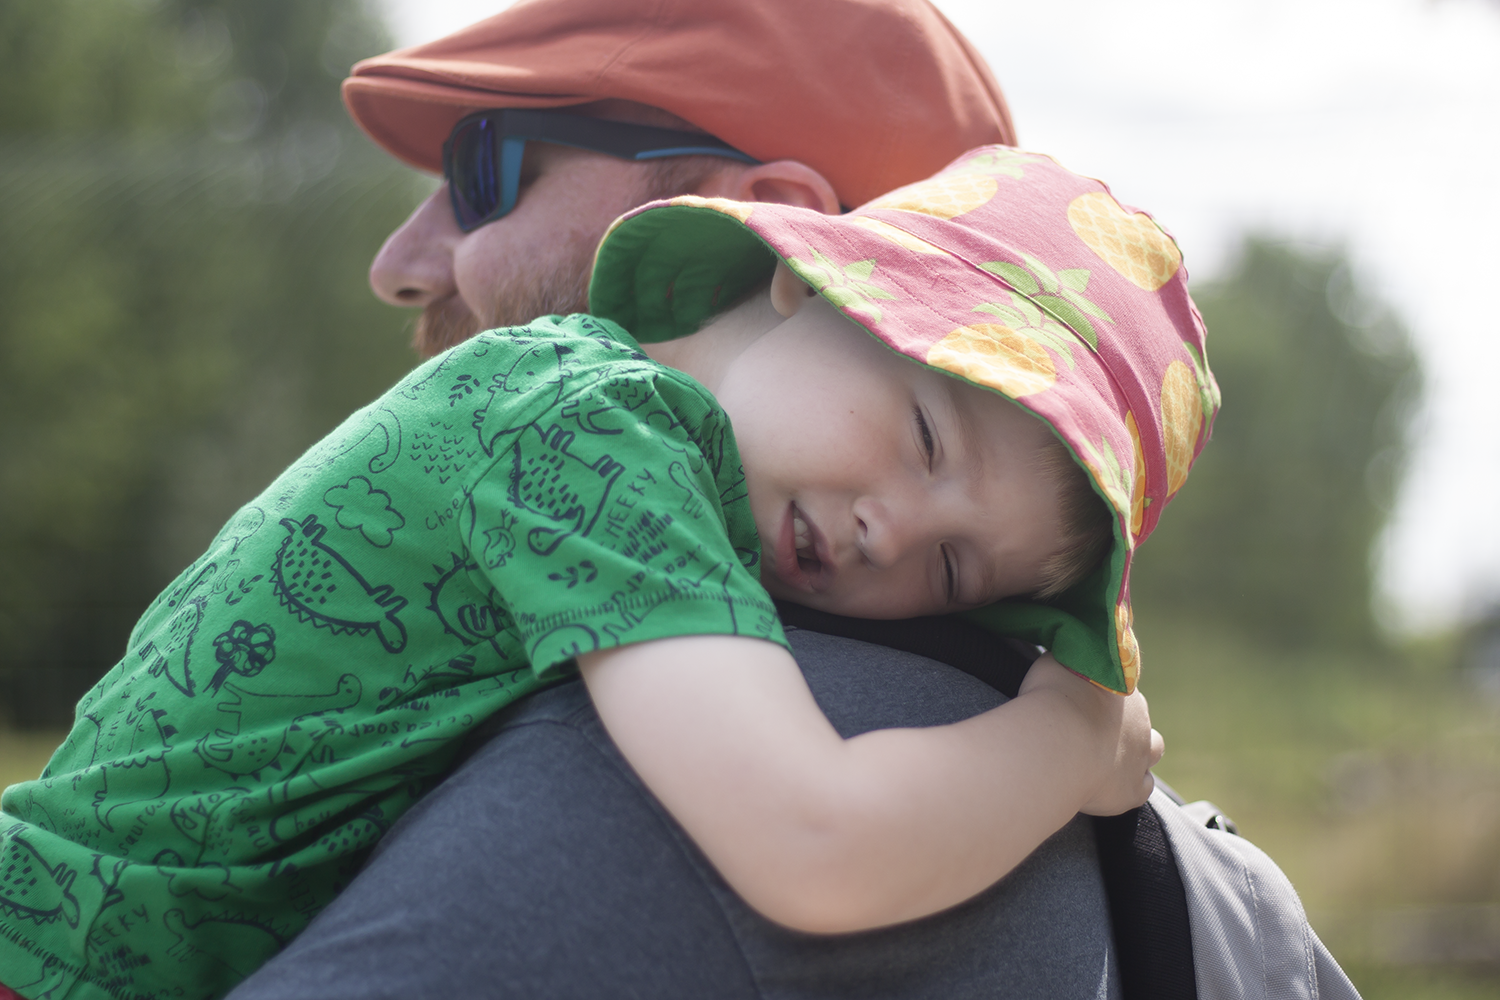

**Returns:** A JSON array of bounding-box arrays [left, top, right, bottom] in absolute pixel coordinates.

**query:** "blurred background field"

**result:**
[[2, 0, 1497, 997], [1142, 626, 1500, 1000]]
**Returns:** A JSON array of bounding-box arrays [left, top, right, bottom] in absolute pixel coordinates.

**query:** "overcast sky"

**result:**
[[379, 0, 1500, 631]]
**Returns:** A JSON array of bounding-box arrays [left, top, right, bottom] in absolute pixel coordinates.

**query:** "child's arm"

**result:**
[[578, 635, 1160, 935]]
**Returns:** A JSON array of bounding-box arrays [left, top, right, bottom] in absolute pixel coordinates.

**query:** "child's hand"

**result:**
[[1018, 654, 1163, 816]]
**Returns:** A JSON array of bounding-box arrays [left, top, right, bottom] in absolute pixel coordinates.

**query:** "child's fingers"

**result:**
[[1023, 658, 1162, 815]]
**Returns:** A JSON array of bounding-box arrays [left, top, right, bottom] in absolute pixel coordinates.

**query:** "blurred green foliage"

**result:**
[[1139, 618, 1500, 998], [0, 0, 425, 725], [1131, 239, 1421, 649]]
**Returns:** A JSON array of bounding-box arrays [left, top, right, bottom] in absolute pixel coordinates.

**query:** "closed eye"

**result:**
[[915, 407, 954, 601], [914, 406, 935, 470]]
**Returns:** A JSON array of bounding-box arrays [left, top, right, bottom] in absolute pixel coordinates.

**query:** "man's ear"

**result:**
[[770, 261, 817, 318], [696, 160, 841, 215]]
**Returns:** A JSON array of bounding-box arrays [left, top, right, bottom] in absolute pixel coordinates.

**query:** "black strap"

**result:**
[[1093, 806, 1199, 999], [775, 601, 1197, 1000]]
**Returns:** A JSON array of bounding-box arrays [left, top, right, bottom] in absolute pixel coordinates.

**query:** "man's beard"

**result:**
[[411, 239, 593, 358]]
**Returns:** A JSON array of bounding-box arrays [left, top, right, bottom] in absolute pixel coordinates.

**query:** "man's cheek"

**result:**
[[452, 239, 502, 316]]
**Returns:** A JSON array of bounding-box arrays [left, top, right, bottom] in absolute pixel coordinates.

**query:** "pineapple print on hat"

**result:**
[[869, 173, 999, 220], [1116, 602, 1140, 691], [1160, 359, 1202, 496], [1125, 411, 1146, 539], [926, 324, 1056, 398], [977, 254, 1112, 355], [1067, 191, 1181, 291], [867, 147, 1032, 220], [850, 217, 950, 256], [954, 148, 1033, 177], [971, 290, 1087, 373], [786, 250, 896, 325], [666, 195, 755, 223], [1078, 431, 1137, 545], [1185, 341, 1221, 427]]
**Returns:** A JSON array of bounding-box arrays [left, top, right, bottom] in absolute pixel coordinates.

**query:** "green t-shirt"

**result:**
[[0, 314, 784, 1000]]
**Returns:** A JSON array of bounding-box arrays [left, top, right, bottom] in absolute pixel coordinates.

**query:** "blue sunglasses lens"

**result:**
[[449, 117, 501, 230]]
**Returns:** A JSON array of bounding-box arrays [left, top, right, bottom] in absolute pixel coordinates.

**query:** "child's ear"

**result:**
[[770, 261, 817, 318]]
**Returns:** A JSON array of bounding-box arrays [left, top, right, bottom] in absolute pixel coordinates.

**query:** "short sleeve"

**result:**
[[463, 334, 784, 675]]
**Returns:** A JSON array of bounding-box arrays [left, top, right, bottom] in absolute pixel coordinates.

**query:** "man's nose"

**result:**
[[369, 186, 460, 308]]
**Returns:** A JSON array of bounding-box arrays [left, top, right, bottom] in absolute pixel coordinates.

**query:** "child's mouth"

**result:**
[[778, 503, 828, 591], [793, 512, 820, 572]]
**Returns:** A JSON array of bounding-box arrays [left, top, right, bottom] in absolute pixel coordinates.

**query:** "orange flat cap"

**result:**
[[342, 0, 1016, 208]]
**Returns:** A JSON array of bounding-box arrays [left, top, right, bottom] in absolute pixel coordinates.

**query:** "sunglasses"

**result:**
[[442, 109, 761, 233]]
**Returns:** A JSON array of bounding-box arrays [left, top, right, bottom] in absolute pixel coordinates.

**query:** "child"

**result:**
[[0, 147, 1216, 1000]]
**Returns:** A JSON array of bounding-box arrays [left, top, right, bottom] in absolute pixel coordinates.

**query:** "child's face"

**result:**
[[711, 288, 1067, 619]]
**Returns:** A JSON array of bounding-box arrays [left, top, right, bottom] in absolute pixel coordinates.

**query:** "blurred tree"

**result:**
[[0, 0, 425, 725], [1130, 239, 1421, 650], [0, 0, 210, 135]]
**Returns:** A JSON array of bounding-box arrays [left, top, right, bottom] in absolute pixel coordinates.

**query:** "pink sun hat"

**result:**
[[589, 147, 1219, 693]]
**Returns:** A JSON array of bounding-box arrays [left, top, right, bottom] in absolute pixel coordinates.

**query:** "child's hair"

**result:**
[[1032, 435, 1114, 599]]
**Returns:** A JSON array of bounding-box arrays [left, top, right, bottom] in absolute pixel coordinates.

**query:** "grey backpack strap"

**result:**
[[1150, 788, 1363, 1000]]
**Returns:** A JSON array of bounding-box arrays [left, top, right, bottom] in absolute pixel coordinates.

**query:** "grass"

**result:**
[[3, 622, 1496, 996], [1338, 965, 1500, 1000]]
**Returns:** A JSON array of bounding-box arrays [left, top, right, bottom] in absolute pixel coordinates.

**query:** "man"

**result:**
[[229, 1, 1124, 996]]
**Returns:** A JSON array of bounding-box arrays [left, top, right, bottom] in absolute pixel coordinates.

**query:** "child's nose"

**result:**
[[851, 493, 920, 569]]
